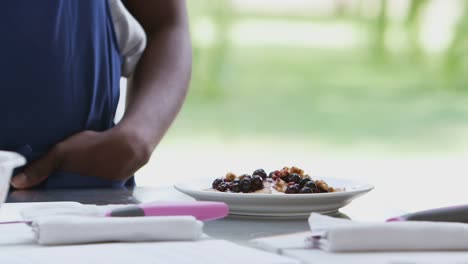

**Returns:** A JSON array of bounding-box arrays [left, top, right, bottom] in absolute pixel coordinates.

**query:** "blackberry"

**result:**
[[216, 182, 228, 192], [270, 170, 281, 180], [212, 178, 223, 189], [289, 173, 301, 184], [239, 174, 252, 181], [304, 181, 317, 190], [251, 175, 264, 191], [299, 178, 311, 188], [299, 187, 313, 193], [285, 185, 299, 194], [253, 169, 267, 180], [230, 181, 241, 193], [280, 175, 290, 183], [240, 179, 252, 193]]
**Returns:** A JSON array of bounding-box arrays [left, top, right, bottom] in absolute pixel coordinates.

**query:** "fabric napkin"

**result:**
[[31, 215, 203, 245], [308, 213, 468, 252], [17, 203, 203, 245], [20, 202, 121, 220]]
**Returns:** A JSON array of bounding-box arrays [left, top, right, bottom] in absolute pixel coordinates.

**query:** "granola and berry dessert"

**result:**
[[210, 166, 344, 194]]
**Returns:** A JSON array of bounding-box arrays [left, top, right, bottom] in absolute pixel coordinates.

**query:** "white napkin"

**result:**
[[20, 202, 111, 220], [308, 213, 468, 252], [17, 203, 203, 245], [31, 215, 203, 245]]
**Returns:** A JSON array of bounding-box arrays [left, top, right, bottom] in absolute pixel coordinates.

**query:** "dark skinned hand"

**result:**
[[10, 128, 149, 189]]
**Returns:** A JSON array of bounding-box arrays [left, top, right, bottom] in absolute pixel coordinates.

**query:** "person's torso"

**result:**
[[0, 0, 133, 188]]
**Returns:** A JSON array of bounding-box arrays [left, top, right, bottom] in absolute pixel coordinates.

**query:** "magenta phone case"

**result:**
[[105, 201, 229, 221]]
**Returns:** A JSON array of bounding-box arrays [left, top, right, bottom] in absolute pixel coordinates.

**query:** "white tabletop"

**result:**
[[4, 187, 465, 264]]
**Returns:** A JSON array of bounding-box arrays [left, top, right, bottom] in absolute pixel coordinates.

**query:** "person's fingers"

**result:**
[[11, 146, 64, 189]]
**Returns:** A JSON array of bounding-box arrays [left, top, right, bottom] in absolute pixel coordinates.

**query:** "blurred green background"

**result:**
[[133, 0, 468, 213], [168, 0, 468, 151]]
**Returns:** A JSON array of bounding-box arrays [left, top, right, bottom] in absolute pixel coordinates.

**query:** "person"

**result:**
[[1, 0, 192, 189]]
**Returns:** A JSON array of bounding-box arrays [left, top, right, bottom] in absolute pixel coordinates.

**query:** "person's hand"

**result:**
[[10, 128, 151, 189]]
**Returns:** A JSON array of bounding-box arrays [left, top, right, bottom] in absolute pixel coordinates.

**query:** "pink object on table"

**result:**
[[105, 201, 229, 221], [386, 217, 405, 222]]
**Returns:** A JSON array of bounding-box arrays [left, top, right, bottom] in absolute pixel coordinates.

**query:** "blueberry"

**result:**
[[253, 169, 267, 180], [251, 175, 264, 191], [280, 175, 290, 183], [268, 171, 275, 178], [212, 178, 223, 189], [230, 182, 241, 193], [289, 173, 301, 184], [285, 185, 299, 194], [240, 174, 252, 181], [304, 181, 317, 190], [299, 187, 313, 193], [240, 179, 252, 193], [299, 178, 311, 188], [216, 182, 228, 192]]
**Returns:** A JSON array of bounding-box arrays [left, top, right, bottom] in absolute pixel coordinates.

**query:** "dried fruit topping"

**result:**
[[289, 166, 304, 176], [225, 172, 237, 182]]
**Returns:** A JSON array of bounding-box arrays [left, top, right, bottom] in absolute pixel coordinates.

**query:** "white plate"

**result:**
[[174, 177, 373, 218]]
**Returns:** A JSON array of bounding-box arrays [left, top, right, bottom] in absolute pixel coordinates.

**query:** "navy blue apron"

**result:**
[[0, 0, 135, 188]]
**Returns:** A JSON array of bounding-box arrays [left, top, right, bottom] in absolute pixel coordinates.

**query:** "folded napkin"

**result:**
[[308, 213, 468, 252], [20, 202, 108, 221], [31, 215, 203, 245], [20, 202, 122, 220], [17, 203, 203, 245]]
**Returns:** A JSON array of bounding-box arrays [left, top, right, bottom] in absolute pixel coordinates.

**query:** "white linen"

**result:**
[[0, 240, 300, 264], [4, 203, 204, 245], [308, 213, 468, 252], [20, 202, 110, 220], [251, 232, 312, 254], [252, 232, 468, 264], [1, 203, 299, 264], [31, 215, 203, 245]]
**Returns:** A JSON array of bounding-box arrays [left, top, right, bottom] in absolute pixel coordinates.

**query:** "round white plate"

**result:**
[[174, 177, 374, 218]]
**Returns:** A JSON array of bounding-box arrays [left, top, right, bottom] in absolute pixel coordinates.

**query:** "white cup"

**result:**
[[0, 151, 26, 206]]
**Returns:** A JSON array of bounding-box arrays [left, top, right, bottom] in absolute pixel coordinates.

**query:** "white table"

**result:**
[[5, 187, 467, 264]]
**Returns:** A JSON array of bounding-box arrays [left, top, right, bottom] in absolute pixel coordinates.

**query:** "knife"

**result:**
[[387, 204, 468, 223]]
